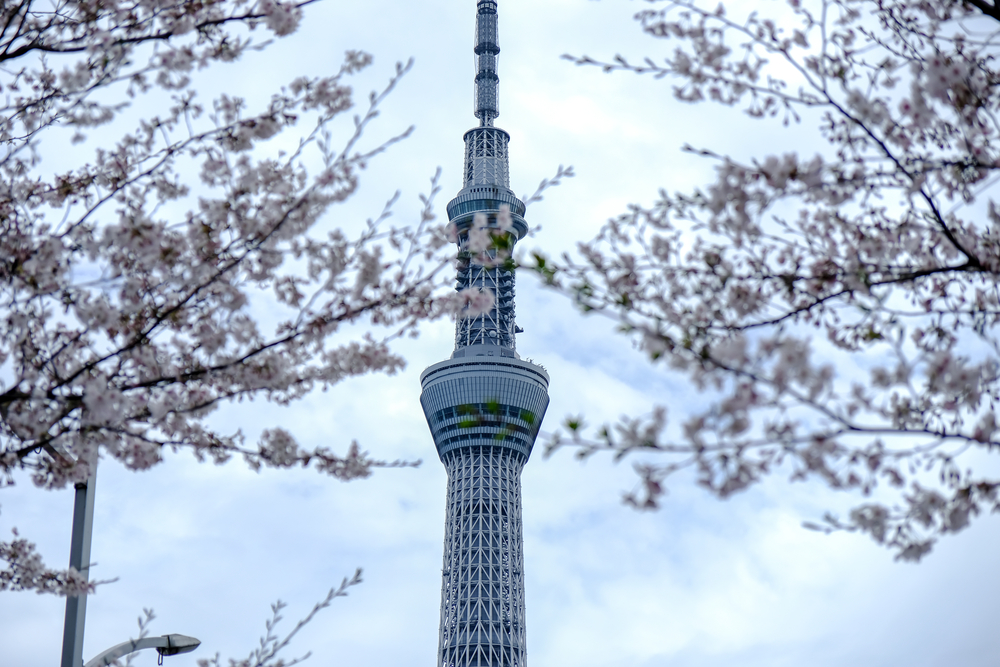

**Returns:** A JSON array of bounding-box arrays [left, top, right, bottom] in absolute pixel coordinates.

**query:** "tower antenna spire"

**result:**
[[474, 0, 500, 126]]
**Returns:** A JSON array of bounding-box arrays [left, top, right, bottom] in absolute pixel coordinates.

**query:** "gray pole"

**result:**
[[61, 462, 97, 667]]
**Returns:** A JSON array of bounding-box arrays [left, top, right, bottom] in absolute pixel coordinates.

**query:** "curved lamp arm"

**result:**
[[84, 634, 200, 667]]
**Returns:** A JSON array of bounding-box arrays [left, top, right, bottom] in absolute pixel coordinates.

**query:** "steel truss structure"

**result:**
[[420, 3, 550, 667], [438, 447, 526, 667], [454, 258, 515, 349], [463, 127, 510, 188]]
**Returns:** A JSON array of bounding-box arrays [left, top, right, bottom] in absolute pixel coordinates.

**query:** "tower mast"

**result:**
[[420, 3, 550, 667], [474, 0, 500, 127]]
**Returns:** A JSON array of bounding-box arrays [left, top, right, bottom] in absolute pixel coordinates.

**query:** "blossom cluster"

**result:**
[[552, 0, 1000, 559], [0, 1, 464, 592], [0, 529, 94, 596]]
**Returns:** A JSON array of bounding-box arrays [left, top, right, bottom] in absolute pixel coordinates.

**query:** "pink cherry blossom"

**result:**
[[0, 1, 454, 592], [550, 0, 1000, 561]]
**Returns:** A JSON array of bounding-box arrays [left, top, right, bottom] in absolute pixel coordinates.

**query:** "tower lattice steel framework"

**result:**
[[420, 3, 549, 667]]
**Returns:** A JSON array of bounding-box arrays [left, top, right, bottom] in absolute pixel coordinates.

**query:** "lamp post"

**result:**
[[84, 634, 201, 667], [57, 458, 200, 667], [61, 459, 97, 667]]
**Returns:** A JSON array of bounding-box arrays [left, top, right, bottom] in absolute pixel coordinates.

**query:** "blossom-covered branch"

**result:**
[[1, 1, 464, 593], [0, 527, 100, 596], [546, 0, 1000, 560]]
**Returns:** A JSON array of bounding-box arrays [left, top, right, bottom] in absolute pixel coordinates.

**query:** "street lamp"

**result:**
[[59, 456, 199, 667], [84, 634, 201, 667]]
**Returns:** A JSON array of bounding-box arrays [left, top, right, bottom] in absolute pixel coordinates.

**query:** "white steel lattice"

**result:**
[[438, 447, 526, 667], [455, 257, 515, 349], [464, 128, 510, 188]]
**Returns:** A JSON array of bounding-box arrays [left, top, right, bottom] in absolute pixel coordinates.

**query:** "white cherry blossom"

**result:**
[[550, 0, 1000, 560], [0, 0, 458, 593]]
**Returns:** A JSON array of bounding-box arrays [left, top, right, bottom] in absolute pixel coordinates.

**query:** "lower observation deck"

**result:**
[[420, 347, 550, 462]]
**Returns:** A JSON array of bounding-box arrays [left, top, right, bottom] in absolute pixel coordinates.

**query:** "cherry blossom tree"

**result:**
[[545, 0, 1000, 560], [0, 0, 462, 594]]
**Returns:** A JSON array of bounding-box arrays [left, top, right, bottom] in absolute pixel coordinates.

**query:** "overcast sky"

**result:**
[[3, 1, 1000, 666]]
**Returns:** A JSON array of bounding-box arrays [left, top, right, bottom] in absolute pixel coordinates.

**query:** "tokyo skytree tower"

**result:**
[[419, 2, 550, 667]]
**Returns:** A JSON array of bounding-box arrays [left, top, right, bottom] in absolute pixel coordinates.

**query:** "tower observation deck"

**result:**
[[420, 3, 550, 667]]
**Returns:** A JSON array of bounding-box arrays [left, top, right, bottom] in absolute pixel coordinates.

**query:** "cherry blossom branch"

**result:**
[[195, 568, 364, 667], [0, 0, 457, 595], [541, 0, 1000, 560], [0, 527, 115, 595]]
